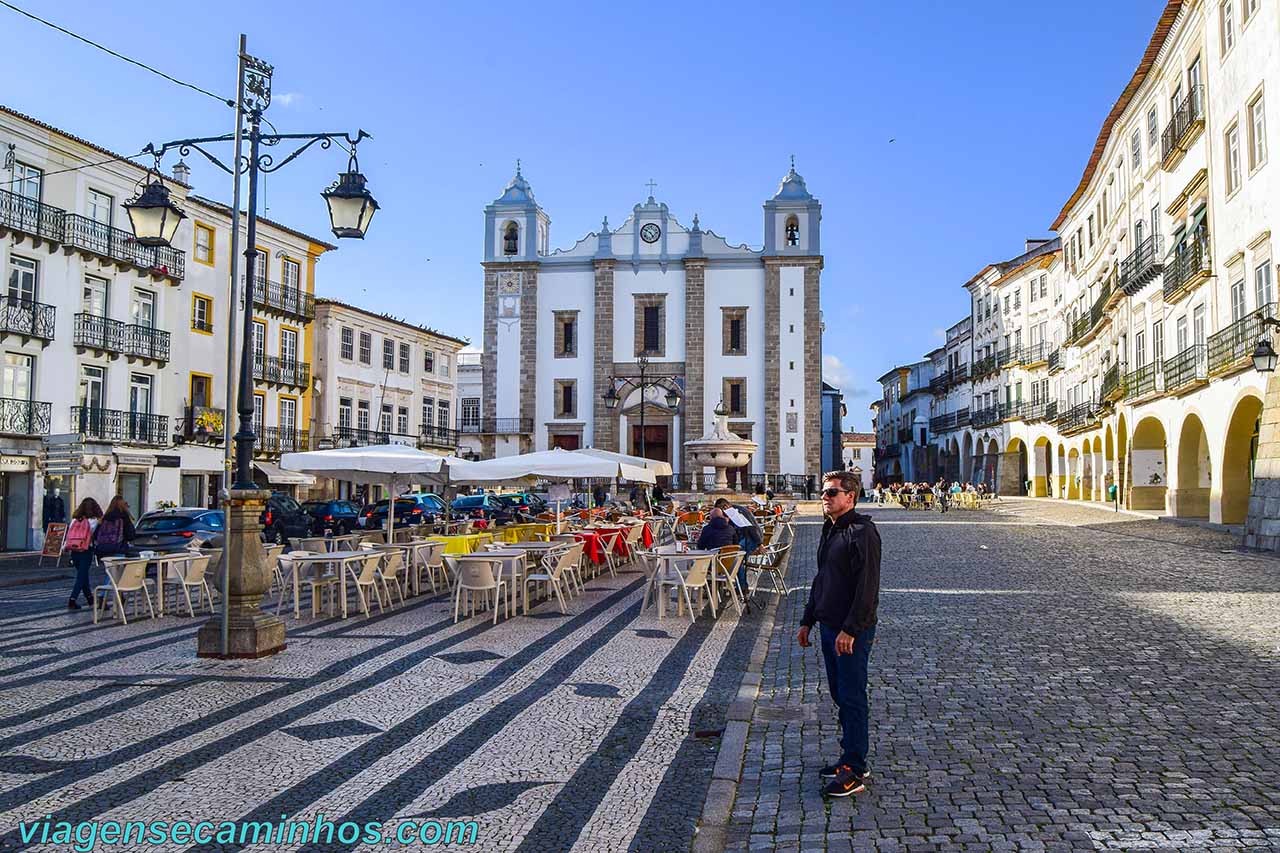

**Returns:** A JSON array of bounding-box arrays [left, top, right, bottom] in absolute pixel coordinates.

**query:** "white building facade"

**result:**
[[481, 164, 824, 485], [311, 299, 464, 497]]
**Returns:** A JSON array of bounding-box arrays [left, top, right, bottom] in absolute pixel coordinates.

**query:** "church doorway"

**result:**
[[630, 424, 669, 466], [551, 433, 580, 450]]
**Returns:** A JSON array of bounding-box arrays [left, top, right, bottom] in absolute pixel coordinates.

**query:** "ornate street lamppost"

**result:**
[[601, 353, 680, 462], [1252, 319, 1280, 373], [126, 40, 377, 658]]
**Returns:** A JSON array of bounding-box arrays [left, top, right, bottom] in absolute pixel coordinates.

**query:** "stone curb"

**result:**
[[0, 573, 71, 590], [691, 588, 786, 853]]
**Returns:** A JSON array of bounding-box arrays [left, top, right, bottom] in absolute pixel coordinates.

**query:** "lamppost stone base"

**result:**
[[197, 488, 286, 659]]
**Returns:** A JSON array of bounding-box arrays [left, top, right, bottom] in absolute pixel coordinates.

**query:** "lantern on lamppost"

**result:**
[[322, 154, 379, 239], [1253, 336, 1279, 373], [124, 172, 187, 247]]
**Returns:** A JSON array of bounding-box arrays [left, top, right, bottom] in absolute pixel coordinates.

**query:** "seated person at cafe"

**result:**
[[695, 507, 738, 551]]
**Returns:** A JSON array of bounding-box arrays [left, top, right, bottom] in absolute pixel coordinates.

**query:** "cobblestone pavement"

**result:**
[[0, 545, 765, 852], [725, 499, 1280, 852]]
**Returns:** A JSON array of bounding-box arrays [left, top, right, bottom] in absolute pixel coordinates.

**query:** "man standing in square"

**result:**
[[797, 469, 882, 797]]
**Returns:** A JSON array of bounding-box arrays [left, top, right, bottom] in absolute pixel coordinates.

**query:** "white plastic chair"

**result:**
[[93, 559, 155, 624], [712, 547, 746, 616], [163, 554, 214, 616], [345, 552, 386, 618], [377, 550, 406, 608], [522, 542, 581, 616], [658, 553, 716, 622], [448, 555, 508, 624]]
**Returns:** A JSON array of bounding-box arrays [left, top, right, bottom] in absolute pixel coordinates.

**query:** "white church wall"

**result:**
[[704, 266, 768, 472], [611, 268, 687, 363], [778, 265, 807, 473], [536, 269, 595, 449]]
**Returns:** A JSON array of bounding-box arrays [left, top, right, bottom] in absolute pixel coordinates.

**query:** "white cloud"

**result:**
[[275, 92, 304, 108], [933, 327, 946, 341]]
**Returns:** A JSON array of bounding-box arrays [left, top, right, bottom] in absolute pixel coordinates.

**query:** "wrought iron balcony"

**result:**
[[1018, 343, 1048, 367], [897, 428, 913, 444], [1021, 401, 1051, 422], [1100, 363, 1125, 403], [255, 426, 310, 457], [329, 425, 392, 447], [64, 214, 184, 281], [1163, 230, 1212, 303], [1120, 234, 1164, 295], [71, 406, 169, 446], [971, 354, 997, 378], [0, 187, 65, 243], [1045, 400, 1059, 421], [0, 398, 51, 435], [1059, 402, 1101, 435], [253, 356, 311, 388], [1072, 277, 1116, 347], [1065, 314, 1092, 346], [0, 295, 56, 343], [929, 413, 955, 433], [879, 443, 900, 460], [74, 313, 125, 353], [928, 364, 970, 393], [1047, 348, 1062, 373], [1163, 343, 1208, 394], [1125, 362, 1165, 401], [1209, 303, 1276, 376], [996, 347, 1018, 367], [456, 417, 534, 435], [972, 404, 1005, 428], [419, 424, 459, 449], [1161, 85, 1205, 167], [247, 277, 315, 321], [183, 406, 226, 443], [124, 324, 170, 363]]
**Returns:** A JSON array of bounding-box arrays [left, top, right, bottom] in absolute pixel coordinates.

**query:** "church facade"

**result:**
[[480, 163, 823, 482]]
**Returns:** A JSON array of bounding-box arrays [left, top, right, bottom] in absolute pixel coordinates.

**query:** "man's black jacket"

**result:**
[[801, 509, 881, 636]]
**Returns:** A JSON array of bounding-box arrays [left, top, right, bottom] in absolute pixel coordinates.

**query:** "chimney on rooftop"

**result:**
[[172, 159, 191, 187], [1025, 237, 1054, 253]]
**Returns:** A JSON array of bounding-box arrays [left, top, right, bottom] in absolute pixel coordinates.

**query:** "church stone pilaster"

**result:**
[[763, 261, 781, 473], [593, 259, 617, 451], [683, 258, 706, 475], [519, 266, 539, 453], [803, 259, 824, 479]]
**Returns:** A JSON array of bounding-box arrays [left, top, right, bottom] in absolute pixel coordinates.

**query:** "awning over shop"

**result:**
[[254, 461, 316, 486]]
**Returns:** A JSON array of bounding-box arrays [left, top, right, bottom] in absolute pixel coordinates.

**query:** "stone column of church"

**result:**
[[480, 267, 498, 459], [803, 259, 823, 479], [763, 260, 781, 474], [518, 265, 539, 453], [592, 259, 617, 451], [683, 258, 706, 476], [1245, 371, 1280, 550]]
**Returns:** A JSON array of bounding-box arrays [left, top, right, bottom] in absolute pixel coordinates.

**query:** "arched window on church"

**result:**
[[503, 222, 519, 256], [784, 215, 800, 247]]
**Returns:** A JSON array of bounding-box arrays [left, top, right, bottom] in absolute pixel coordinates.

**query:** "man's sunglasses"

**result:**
[[821, 488, 849, 498]]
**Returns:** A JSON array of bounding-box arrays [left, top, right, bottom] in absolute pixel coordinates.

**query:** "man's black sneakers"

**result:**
[[821, 765, 867, 797], [819, 764, 869, 781]]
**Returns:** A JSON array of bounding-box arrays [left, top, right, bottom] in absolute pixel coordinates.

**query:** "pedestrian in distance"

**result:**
[[63, 497, 103, 610], [797, 469, 882, 798]]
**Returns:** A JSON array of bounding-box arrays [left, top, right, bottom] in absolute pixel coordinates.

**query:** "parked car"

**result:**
[[130, 508, 225, 554], [360, 493, 447, 529], [259, 493, 313, 546], [494, 492, 547, 520], [300, 499, 362, 534], [450, 494, 516, 525]]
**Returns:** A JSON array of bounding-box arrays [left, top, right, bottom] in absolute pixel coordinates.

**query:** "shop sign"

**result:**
[[155, 455, 182, 468], [115, 453, 155, 468], [0, 456, 32, 471]]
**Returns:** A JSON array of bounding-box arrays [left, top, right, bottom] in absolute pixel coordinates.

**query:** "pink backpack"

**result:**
[[65, 518, 93, 551]]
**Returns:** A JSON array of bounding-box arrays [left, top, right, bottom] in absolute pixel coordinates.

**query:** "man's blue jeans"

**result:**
[[818, 623, 875, 773]]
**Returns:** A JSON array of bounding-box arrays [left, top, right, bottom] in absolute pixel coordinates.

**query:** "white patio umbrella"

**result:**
[[578, 446, 674, 477], [447, 448, 655, 532], [281, 444, 454, 543]]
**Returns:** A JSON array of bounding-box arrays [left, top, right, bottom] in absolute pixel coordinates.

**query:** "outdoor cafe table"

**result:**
[[104, 552, 197, 617], [457, 549, 528, 614], [371, 541, 428, 596], [572, 530, 613, 565], [283, 550, 369, 619], [499, 523, 555, 543], [587, 523, 653, 558], [645, 549, 717, 618], [426, 533, 493, 555]]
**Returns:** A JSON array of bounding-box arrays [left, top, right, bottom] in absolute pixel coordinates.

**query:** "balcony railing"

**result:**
[[1066, 314, 1092, 346], [1162, 230, 1211, 302], [1163, 343, 1208, 394], [954, 407, 971, 428], [1100, 363, 1125, 402], [0, 295, 56, 342], [71, 406, 169, 446], [879, 443, 900, 460], [972, 405, 1005, 427], [928, 364, 970, 393], [1019, 342, 1048, 366], [183, 406, 226, 442], [1021, 401, 1051, 422], [930, 413, 955, 433], [457, 417, 534, 435], [1059, 402, 1101, 435], [256, 426, 309, 456], [972, 354, 997, 378], [897, 427, 913, 444], [419, 424, 460, 449], [1161, 85, 1205, 166], [1045, 400, 1058, 421], [0, 187, 64, 242], [247, 277, 315, 321], [1125, 362, 1165, 401], [64, 214, 184, 280], [1047, 348, 1062, 373], [330, 425, 392, 447], [1209, 303, 1276, 376], [74, 313, 125, 352], [253, 356, 311, 388], [0, 398, 51, 435], [1120, 234, 1164, 295], [124, 325, 170, 363]]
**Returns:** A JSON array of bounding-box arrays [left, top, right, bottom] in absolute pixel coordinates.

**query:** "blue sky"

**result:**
[[2, 0, 1167, 430]]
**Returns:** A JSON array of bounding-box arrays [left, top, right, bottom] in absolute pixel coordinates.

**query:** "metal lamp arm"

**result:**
[[141, 129, 371, 177]]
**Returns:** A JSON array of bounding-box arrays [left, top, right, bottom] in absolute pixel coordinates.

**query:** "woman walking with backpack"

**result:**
[[64, 498, 103, 610], [95, 495, 136, 558]]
